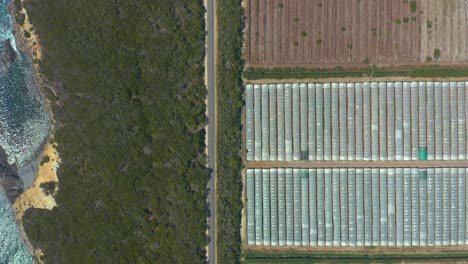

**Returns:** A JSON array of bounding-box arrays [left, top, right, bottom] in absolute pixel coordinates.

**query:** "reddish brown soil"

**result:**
[[245, 0, 468, 67]]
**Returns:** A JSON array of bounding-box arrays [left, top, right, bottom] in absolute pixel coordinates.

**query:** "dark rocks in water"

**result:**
[[0, 39, 16, 72], [0, 146, 23, 203]]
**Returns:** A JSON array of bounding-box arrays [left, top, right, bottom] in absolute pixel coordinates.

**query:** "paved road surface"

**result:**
[[206, 0, 216, 263]]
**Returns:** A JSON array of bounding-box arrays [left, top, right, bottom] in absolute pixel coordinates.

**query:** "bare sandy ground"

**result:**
[[14, 142, 60, 219], [14, 142, 60, 260]]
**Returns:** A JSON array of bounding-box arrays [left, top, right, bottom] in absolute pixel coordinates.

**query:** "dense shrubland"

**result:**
[[17, 0, 208, 262]]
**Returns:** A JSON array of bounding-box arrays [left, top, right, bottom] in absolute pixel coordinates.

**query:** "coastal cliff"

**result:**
[[0, 39, 16, 72], [0, 146, 23, 203]]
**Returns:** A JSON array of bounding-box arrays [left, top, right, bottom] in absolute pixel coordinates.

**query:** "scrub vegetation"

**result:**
[[410, 0, 417, 13], [16, 0, 208, 263], [217, 0, 243, 262], [39, 181, 56, 197]]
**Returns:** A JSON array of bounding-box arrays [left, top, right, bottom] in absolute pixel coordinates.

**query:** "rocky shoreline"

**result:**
[[0, 145, 23, 203], [1, 1, 56, 262], [0, 21, 23, 203], [0, 39, 16, 72]]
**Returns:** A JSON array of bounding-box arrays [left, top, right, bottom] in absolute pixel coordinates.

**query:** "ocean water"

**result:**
[[0, 191, 33, 263], [0, 2, 49, 167], [0, 0, 50, 262]]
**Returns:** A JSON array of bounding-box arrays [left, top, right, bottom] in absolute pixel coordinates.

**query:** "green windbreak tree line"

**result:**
[[217, 0, 244, 263], [16, 0, 208, 263]]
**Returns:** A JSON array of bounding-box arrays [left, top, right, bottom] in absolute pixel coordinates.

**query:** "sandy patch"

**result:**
[[12, 140, 60, 264], [14, 141, 60, 219], [13, 0, 42, 63]]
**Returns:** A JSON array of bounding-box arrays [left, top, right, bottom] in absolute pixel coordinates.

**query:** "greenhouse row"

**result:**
[[245, 81, 468, 161], [245, 167, 468, 247]]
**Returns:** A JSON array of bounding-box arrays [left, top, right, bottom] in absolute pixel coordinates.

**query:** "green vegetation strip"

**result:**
[[18, 0, 208, 263], [217, 0, 244, 263], [243, 67, 468, 80], [410, 0, 417, 13]]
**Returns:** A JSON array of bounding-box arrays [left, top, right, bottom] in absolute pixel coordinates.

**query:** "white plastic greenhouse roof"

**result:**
[[245, 82, 468, 162], [246, 168, 468, 247]]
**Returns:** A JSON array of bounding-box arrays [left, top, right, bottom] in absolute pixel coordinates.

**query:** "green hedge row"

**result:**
[[216, 0, 244, 263], [243, 66, 468, 80]]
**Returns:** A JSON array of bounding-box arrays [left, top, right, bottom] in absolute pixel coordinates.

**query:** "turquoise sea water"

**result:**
[[0, 0, 50, 262]]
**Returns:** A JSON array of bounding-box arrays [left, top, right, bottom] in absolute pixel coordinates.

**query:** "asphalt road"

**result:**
[[206, 0, 216, 263]]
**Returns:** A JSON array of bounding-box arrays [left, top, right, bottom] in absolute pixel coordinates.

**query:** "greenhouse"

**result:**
[[245, 81, 468, 162], [245, 168, 468, 247]]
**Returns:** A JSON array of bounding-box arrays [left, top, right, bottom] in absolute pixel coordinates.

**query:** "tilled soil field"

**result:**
[[246, 0, 468, 67]]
